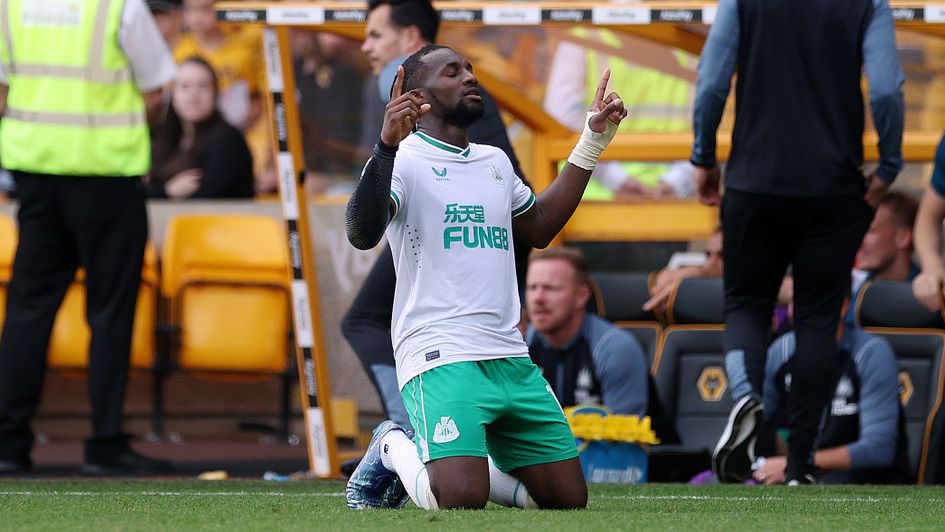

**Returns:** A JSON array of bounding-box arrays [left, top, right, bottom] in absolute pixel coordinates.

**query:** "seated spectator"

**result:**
[[148, 57, 254, 199], [846, 190, 920, 325], [525, 247, 649, 416], [778, 191, 919, 327], [751, 294, 912, 485], [175, 0, 273, 192], [643, 227, 723, 312]]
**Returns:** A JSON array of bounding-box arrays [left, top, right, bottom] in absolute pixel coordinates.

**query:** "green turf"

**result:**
[[1, 480, 944, 531]]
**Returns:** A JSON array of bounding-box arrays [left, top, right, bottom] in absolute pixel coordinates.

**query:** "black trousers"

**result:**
[[0, 172, 147, 461], [721, 189, 872, 475]]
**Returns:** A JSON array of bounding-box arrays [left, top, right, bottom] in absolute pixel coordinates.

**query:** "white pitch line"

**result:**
[[0, 492, 940, 504], [598, 494, 942, 503]]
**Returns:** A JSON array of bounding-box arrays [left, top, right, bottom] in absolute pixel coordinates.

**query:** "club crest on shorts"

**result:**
[[489, 163, 505, 185], [432, 416, 460, 443]]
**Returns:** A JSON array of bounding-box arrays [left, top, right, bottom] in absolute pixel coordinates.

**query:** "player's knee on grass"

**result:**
[[530, 482, 588, 510], [428, 457, 490, 509], [515, 458, 588, 510], [431, 480, 490, 509]]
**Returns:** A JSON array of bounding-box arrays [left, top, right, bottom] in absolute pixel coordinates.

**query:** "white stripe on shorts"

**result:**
[[418, 374, 430, 462]]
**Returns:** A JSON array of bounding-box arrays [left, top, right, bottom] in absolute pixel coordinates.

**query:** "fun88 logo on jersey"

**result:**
[[442, 203, 509, 250]]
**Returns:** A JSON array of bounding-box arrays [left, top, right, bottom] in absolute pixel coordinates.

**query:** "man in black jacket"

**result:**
[[691, 0, 904, 484]]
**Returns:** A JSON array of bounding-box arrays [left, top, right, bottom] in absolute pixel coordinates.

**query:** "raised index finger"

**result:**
[[391, 65, 405, 101], [593, 68, 611, 108]]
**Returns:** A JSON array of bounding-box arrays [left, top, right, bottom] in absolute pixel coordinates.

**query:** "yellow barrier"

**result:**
[[566, 406, 660, 444], [218, 1, 945, 242]]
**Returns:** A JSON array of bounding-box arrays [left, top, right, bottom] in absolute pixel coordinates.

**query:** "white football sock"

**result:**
[[488, 456, 538, 509], [381, 429, 439, 510]]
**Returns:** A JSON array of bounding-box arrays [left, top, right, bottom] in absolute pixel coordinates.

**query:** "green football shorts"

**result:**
[[400, 356, 579, 472]]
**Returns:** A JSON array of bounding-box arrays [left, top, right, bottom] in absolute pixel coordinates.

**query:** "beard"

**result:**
[[443, 99, 485, 128]]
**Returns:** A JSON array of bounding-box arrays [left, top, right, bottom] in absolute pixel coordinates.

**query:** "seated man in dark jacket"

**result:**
[[751, 294, 912, 485], [525, 247, 678, 443]]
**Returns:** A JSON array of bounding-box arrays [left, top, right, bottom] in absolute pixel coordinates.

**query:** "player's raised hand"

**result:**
[[588, 68, 628, 133], [380, 66, 431, 147], [566, 68, 628, 171]]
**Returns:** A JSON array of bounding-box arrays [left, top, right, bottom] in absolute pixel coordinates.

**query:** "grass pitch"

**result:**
[[1, 480, 944, 530]]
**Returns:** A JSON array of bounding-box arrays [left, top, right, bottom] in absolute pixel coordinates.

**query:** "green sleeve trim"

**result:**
[[511, 192, 536, 218]]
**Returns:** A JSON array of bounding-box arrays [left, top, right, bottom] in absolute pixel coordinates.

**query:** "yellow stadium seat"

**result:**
[[0, 217, 12, 324], [0, 215, 17, 328], [160, 214, 294, 438], [0, 215, 15, 272], [46, 245, 159, 371]]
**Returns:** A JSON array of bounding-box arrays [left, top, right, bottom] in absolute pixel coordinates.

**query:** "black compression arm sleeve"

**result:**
[[345, 140, 398, 250]]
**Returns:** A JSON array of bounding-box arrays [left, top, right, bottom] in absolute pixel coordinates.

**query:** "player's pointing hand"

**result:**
[[380, 66, 431, 147], [588, 68, 628, 133]]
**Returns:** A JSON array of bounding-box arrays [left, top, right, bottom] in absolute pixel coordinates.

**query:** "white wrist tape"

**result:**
[[567, 111, 620, 171]]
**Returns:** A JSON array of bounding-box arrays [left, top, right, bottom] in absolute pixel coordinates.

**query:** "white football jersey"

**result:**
[[386, 131, 536, 389]]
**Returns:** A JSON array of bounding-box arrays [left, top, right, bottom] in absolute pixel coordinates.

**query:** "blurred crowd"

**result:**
[[3, 0, 941, 204], [0, 0, 381, 200], [143, 0, 375, 198]]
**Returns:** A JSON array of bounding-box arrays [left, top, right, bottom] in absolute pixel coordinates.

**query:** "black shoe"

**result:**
[[82, 434, 173, 476], [785, 461, 818, 485], [0, 457, 31, 475], [786, 473, 817, 486], [82, 448, 173, 476], [712, 394, 763, 483]]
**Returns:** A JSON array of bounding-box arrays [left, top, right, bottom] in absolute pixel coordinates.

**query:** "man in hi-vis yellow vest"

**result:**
[[0, 0, 175, 475], [544, 28, 696, 201]]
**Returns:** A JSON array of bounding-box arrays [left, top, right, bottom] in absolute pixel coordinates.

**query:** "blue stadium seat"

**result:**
[[855, 279, 945, 329], [587, 271, 662, 367], [856, 279, 945, 484], [652, 278, 727, 453], [665, 277, 724, 326]]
